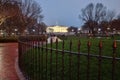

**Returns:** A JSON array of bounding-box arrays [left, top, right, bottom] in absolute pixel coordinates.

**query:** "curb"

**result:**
[[15, 57, 26, 80]]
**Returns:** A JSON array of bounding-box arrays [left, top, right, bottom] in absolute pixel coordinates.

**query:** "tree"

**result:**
[[79, 3, 116, 34], [27, 22, 47, 35], [82, 20, 98, 34], [105, 10, 116, 22], [0, 0, 44, 36], [0, 0, 21, 25], [110, 19, 120, 31], [67, 26, 78, 32], [20, 0, 43, 33], [117, 13, 120, 20], [0, 0, 22, 36], [99, 21, 109, 33], [36, 22, 47, 34], [79, 3, 106, 34]]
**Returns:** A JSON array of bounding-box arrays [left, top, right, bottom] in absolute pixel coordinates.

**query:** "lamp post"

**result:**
[[33, 29, 35, 35], [24, 29, 28, 35], [98, 28, 101, 34], [14, 29, 18, 35], [33, 29, 35, 32], [107, 27, 110, 31], [113, 28, 116, 34]]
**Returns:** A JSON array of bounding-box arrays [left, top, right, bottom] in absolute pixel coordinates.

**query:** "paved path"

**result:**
[[0, 43, 19, 80]]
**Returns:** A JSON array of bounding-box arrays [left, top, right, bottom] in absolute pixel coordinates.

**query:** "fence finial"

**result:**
[[87, 41, 91, 47], [99, 40, 102, 48], [78, 40, 81, 46], [78, 40, 81, 53], [113, 40, 117, 48]]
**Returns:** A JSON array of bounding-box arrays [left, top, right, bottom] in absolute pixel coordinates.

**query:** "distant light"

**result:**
[[12, 33, 15, 35], [78, 28, 81, 30], [0, 32, 3, 35], [33, 29, 35, 32], [107, 27, 110, 30], [113, 28, 116, 30], [14, 29, 18, 31], [98, 28, 101, 31], [24, 30, 27, 32]]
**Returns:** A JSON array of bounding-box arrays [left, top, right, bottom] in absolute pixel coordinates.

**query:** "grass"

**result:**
[[20, 36, 120, 80]]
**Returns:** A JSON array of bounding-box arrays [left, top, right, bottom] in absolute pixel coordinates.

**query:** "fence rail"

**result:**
[[18, 35, 120, 80]]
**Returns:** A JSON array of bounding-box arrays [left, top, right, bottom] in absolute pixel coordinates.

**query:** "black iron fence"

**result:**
[[18, 35, 120, 80]]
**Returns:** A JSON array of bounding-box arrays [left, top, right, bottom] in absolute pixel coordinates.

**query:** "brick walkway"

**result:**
[[0, 43, 19, 80]]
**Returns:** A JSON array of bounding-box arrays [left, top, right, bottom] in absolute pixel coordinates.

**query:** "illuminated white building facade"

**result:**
[[46, 25, 68, 33]]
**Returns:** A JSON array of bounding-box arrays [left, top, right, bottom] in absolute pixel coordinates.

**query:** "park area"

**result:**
[[1, 0, 120, 80], [18, 35, 120, 80]]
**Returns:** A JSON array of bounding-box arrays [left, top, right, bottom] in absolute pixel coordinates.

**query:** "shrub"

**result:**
[[0, 36, 18, 43]]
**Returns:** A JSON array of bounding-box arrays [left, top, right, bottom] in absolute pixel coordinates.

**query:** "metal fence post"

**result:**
[[69, 40, 72, 80], [87, 41, 91, 80], [46, 39, 48, 80], [77, 40, 81, 80], [55, 39, 58, 80], [62, 40, 65, 80], [112, 40, 117, 80], [50, 38, 53, 80], [98, 40, 102, 80]]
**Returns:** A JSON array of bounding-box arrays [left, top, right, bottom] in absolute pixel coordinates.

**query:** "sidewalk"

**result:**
[[0, 43, 19, 80]]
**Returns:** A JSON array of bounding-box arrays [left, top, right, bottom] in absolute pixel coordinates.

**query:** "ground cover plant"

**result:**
[[20, 36, 120, 80]]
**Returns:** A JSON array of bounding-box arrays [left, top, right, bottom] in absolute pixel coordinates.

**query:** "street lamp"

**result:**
[[72, 29, 74, 32], [24, 29, 29, 35], [98, 28, 101, 34], [107, 27, 110, 30], [113, 28, 116, 34], [107, 27, 110, 34], [33, 29, 35, 35], [33, 29, 35, 32], [78, 28, 81, 33], [14, 29, 18, 31], [14, 29, 18, 35]]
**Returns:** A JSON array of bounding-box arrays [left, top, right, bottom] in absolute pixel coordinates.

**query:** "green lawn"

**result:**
[[20, 36, 120, 80]]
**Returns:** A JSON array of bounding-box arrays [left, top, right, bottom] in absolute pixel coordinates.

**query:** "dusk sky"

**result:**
[[35, 0, 120, 27]]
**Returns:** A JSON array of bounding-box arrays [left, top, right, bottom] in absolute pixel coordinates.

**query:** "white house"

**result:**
[[46, 25, 68, 33]]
